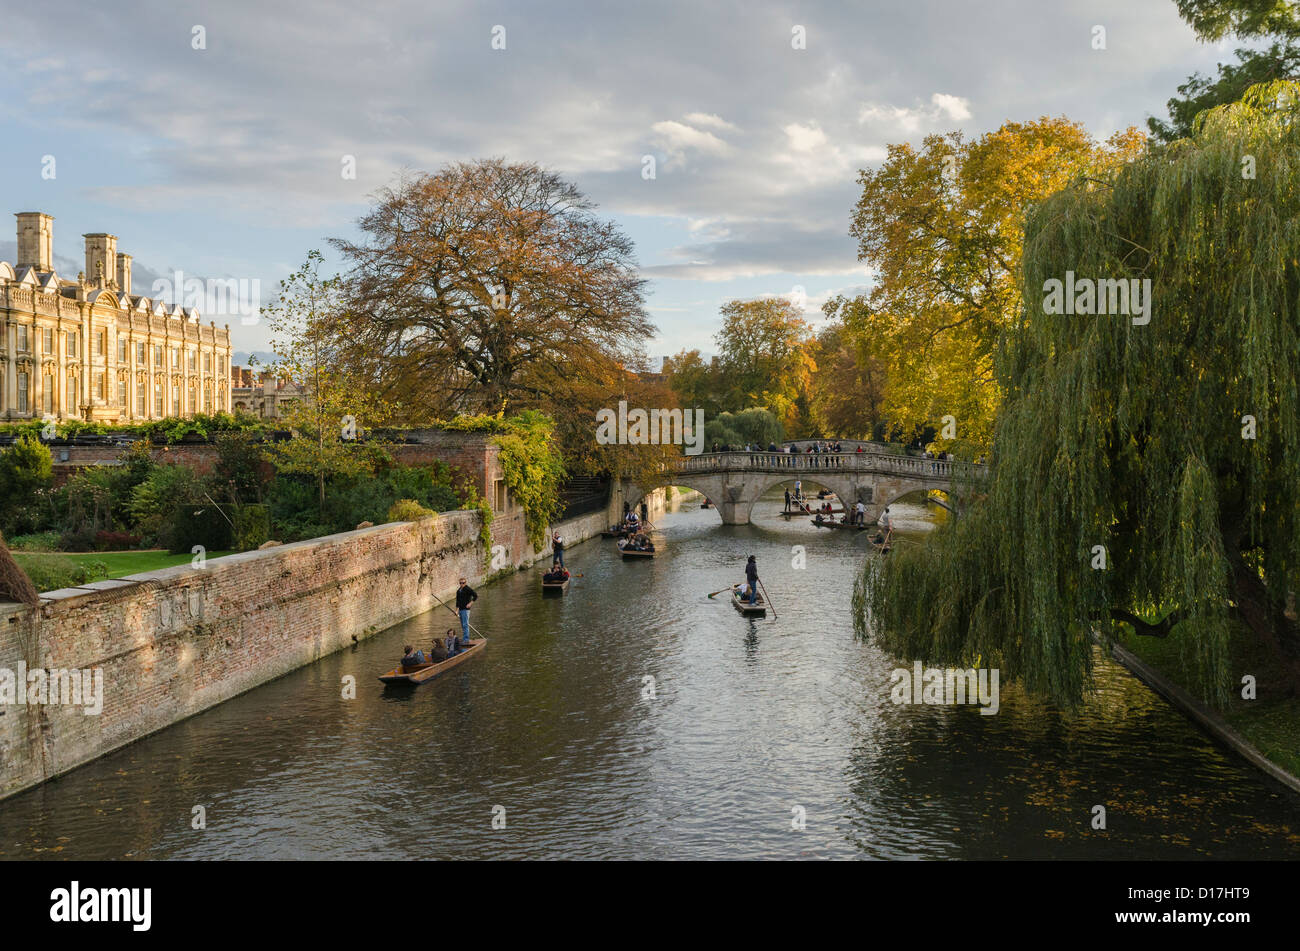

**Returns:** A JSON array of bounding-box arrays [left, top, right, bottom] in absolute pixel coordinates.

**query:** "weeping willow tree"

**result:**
[[857, 82, 1300, 706]]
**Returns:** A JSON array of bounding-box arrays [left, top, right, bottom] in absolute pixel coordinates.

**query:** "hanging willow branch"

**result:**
[[858, 81, 1300, 707]]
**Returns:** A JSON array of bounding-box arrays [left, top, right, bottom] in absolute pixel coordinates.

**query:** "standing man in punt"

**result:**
[[455, 577, 478, 650]]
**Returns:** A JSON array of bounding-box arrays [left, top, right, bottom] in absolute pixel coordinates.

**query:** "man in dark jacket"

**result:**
[[455, 578, 478, 648], [744, 556, 759, 605]]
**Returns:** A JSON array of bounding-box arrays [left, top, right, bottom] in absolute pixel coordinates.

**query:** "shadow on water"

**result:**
[[1, 492, 1298, 859]]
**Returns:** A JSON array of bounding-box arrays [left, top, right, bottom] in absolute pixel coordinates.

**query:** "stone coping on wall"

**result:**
[[1094, 632, 1300, 796]]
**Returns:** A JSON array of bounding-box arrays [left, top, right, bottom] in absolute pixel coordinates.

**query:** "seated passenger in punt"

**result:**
[[401, 645, 427, 668], [431, 630, 457, 661]]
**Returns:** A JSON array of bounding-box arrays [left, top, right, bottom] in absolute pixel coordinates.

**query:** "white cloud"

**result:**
[[784, 122, 828, 151], [858, 93, 971, 130], [651, 119, 731, 156], [683, 112, 740, 132], [930, 93, 972, 120]]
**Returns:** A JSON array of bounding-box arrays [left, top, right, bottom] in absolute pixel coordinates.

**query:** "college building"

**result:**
[[0, 212, 232, 422], [231, 365, 308, 420]]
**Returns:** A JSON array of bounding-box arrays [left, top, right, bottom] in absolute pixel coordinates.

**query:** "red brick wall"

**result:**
[[0, 477, 670, 802]]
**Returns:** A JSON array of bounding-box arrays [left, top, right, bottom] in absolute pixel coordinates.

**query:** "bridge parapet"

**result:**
[[674, 450, 984, 480]]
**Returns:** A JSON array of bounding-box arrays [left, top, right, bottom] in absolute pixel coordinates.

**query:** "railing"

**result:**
[[672, 450, 984, 480]]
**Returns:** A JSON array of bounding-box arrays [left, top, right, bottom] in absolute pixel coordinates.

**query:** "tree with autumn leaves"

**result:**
[[825, 117, 1145, 453]]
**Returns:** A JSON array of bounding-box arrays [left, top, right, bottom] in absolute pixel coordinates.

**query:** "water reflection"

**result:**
[[1, 492, 1297, 860]]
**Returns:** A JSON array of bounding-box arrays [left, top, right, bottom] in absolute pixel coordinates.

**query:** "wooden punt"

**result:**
[[378, 638, 486, 685], [619, 545, 656, 559], [542, 573, 570, 593], [732, 589, 767, 617], [811, 518, 866, 531]]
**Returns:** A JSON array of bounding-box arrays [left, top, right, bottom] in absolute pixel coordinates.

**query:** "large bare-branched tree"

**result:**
[[332, 159, 654, 419]]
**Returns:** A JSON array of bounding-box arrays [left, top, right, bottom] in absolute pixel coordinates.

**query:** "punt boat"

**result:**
[[732, 589, 767, 617], [378, 638, 487, 685]]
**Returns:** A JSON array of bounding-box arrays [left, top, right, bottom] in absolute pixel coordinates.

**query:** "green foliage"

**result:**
[[213, 431, 268, 503], [263, 464, 464, 542], [0, 435, 55, 533], [0, 412, 269, 444], [442, 411, 564, 551], [15, 552, 108, 592], [704, 408, 785, 449], [0, 434, 53, 495], [460, 485, 495, 566], [128, 464, 205, 542], [862, 81, 1300, 706], [1149, 42, 1300, 142], [165, 504, 233, 555], [387, 498, 435, 522], [233, 503, 271, 551], [1151, 1, 1300, 143], [6, 531, 61, 551]]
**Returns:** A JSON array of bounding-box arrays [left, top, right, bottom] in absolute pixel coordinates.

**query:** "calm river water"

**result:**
[[3, 492, 1299, 859]]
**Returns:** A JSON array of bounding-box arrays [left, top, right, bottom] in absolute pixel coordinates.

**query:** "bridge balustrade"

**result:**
[[672, 451, 981, 479]]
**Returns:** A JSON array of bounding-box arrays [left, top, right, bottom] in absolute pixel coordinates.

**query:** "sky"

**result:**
[[0, 0, 1241, 363]]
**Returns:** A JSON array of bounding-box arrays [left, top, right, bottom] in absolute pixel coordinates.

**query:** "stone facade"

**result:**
[[0, 212, 232, 422], [230, 365, 308, 419]]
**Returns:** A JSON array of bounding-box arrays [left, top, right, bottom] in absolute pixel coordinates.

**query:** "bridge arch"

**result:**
[[623, 450, 983, 526]]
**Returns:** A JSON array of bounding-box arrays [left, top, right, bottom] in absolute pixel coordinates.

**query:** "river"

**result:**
[[2, 491, 1299, 859]]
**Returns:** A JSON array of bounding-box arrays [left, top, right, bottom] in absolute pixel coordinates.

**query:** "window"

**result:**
[[119, 379, 128, 410], [118, 337, 127, 362], [17, 372, 29, 413], [43, 328, 54, 354], [136, 385, 145, 416], [188, 351, 196, 372], [204, 382, 212, 411], [95, 373, 105, 401], [136, 342, 146, 364], [17, 325, 29, 352], [494, 479, 506, 512], [172, 347, 180, 368], [189, 383, 197, 412], [96, 330, 107, 356], [66, 376, 76, 411], [155, 345, 164, 367], [172, 387, 180, 416], [203, 352, 212, 372], [43, 377, 53, 415], [66, 332, 77, 357], [155, 381, 163, 415]]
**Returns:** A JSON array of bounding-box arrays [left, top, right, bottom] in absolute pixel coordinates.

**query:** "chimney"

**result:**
[[15, 212, 54, 271], [115, 252, 132, 297], [84, 233, 118, 289]]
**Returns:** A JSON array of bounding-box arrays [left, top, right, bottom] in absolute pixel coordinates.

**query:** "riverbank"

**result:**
[[1113, 622, 1300, 789], [4, 497, 1297, 860], [0, 486, 670, 802]]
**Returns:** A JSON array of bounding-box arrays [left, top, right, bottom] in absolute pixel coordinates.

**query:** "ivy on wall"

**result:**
[[440, 411, 566, 552]]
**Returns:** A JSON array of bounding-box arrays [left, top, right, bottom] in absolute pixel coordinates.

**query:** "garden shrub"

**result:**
[[387, 498, 435, 522], [233, 504, 271, 551]]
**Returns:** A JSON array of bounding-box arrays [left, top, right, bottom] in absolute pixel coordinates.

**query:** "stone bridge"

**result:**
[[625, 450, 985, 525]]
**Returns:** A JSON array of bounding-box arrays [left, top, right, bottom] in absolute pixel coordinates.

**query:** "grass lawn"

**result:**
[[13, 549, 233, 586], [1120, 621, 1300, 778]]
